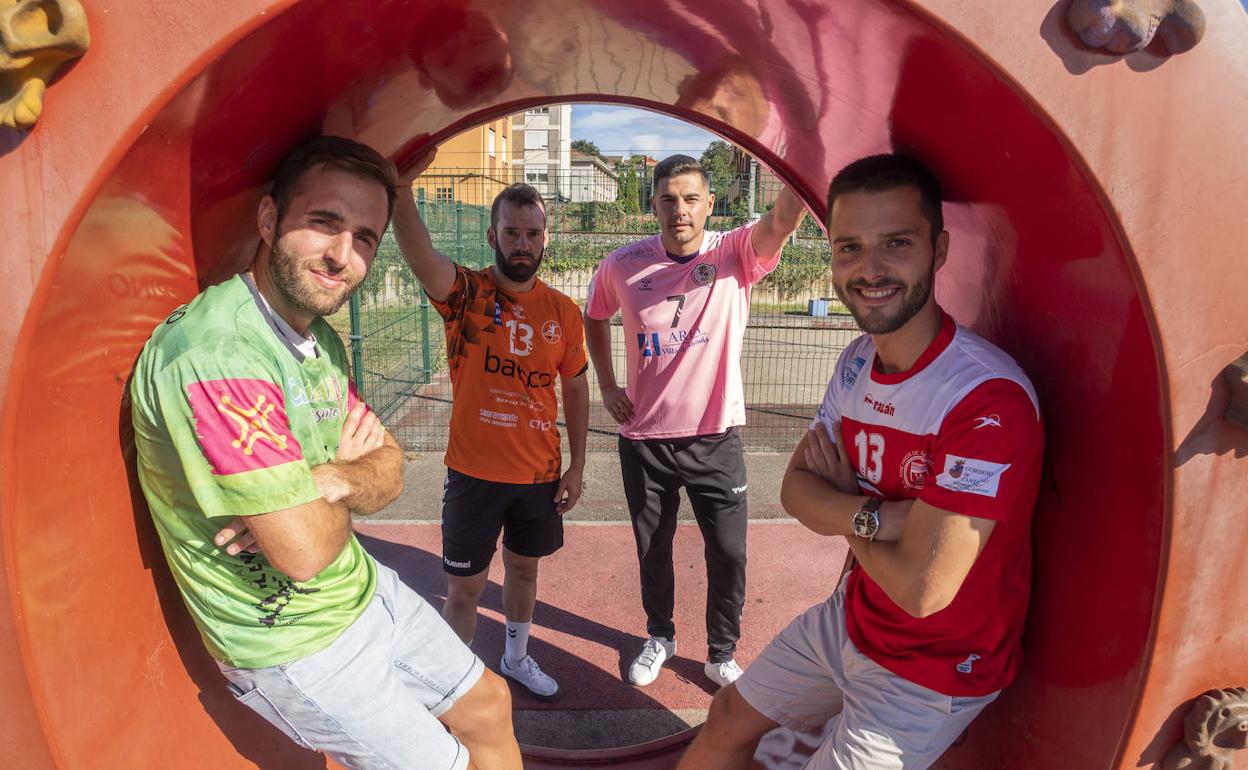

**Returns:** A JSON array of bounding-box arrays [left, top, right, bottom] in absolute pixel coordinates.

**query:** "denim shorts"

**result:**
[[217, 562, 485, 770]]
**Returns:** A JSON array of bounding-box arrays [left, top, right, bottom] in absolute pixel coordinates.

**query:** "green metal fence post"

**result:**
[[348, 293, 364, 391], [455, 199, 463, 265], [479, 207, 487, 268], [417, 189, 432, 384]]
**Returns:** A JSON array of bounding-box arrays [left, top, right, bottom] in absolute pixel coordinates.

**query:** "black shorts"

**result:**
[[441, 468, 563, 576]]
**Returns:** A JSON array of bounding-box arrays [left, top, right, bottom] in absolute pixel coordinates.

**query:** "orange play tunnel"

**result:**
[[1, 1, 1245, 768]]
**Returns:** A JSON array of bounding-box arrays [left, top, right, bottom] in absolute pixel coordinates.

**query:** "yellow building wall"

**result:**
[[413, 115, 518, 208]]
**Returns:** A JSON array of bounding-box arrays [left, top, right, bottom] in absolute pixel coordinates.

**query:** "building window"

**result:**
[[488, 127, 496, 158], [435, 186, 453, 203], [526, 107, 549, 115], [528, 129, 549, 150]]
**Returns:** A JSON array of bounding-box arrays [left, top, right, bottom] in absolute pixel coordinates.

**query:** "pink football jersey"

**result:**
[[586, 224, 779, 439]]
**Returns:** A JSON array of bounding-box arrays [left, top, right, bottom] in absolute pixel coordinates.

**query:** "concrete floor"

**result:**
[[373, 450, 795, 522]]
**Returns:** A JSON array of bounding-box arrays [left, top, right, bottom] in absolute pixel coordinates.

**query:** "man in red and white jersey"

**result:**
[[679, 154, 1044, 769]]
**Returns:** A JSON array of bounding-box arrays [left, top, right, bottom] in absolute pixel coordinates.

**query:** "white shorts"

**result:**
[[735, 578, 998, 770]]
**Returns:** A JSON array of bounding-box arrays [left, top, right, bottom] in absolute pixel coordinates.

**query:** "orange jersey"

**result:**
[[430, 265, 588, 483]]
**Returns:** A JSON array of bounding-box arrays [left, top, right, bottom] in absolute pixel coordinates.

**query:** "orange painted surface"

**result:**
[[0, 1, 1244, 768]]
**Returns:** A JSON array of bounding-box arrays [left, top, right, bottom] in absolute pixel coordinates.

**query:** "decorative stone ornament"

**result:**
[[0, 0, 90, 130], [1223, 353, 1248, 431], [1163, 687, 1248, 770], [1066, 0, 1205, 56]]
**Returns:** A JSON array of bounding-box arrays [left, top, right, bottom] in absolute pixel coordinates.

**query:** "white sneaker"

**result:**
[[500, 655, 561, 701], [628, 637, 676, 686], [704, 659, 744, 688]]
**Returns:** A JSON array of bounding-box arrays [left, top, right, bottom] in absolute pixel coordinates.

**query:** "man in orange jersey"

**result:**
[[393, 152, 588, 701]]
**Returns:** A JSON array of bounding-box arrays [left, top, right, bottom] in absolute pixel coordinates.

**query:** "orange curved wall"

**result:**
[[1, 1, 1245, 768]]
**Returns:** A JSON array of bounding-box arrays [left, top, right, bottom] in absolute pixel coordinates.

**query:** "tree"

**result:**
[[615, 158, 641, 213], [572, 139, 606, 162], [699, 140, 738, 208]]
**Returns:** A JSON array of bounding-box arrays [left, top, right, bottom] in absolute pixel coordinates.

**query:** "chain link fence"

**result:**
[[329, 170, 860, 453]]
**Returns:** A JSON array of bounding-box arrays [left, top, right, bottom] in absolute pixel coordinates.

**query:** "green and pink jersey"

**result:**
[[130, 273, 375, 669]]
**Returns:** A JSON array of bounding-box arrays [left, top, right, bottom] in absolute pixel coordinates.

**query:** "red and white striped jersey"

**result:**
[[813, 312, 1044, 696]]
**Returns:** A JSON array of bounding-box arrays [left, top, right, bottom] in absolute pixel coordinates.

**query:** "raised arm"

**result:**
[[392, 151, 457, 302], [749, 185, 807, 260]]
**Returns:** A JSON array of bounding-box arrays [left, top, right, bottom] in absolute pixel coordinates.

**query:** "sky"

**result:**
[[571, 104, 719, 160]]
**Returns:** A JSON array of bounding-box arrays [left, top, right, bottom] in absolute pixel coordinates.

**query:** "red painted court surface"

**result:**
[[354, 521, 846, 714]]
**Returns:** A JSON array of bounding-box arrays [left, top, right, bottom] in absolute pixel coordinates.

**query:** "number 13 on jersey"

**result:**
[[505, 320, 534, 356], [854, 429, 884, 484]]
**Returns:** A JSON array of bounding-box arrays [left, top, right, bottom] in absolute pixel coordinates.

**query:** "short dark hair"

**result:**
[[652, 154, 710, 193], [490, 183, 547, 228], [270, 136, 398, 226], [826, 154, 943, 245]]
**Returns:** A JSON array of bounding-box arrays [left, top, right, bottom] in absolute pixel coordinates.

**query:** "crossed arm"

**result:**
[[781, 425, 995, 618], [214, 402, 404, 582]]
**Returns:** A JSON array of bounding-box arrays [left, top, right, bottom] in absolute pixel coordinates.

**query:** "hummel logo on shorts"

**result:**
[[731, 484, 748, 494]]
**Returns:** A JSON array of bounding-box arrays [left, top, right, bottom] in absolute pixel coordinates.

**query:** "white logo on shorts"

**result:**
[[444, 556, 472, 570], [731, 484, 748, 494], [956, 654, 981, 674]]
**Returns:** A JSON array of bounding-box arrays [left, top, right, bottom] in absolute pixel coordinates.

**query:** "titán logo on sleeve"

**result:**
[[187, 379, 303, 474]]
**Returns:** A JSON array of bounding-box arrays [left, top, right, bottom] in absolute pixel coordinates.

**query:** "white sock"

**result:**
[[504, 620, 531, 666]]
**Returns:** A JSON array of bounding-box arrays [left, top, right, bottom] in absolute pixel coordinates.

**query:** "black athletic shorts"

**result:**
[[441, 468, 563, 576]]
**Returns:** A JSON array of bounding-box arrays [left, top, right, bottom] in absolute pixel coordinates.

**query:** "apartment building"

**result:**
[[511, 105, 572, 201], [569, 150, 619, 203], [412, 115, 516, 208]]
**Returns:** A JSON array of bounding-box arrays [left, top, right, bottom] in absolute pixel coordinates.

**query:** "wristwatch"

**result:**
[[852, 497, 883, 541]]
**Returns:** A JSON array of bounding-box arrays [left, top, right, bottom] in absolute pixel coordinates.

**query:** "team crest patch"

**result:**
[[186, 379, 303, 475], [541, 320, 562, 344], [900, 450, 932, 491], [692, 263, 717, 287], [842, 356, 867, 389], [936, 454, 1010, 497]]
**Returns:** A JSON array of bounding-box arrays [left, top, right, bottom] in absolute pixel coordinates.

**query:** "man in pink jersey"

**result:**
[[678, 154, 1044, 769], [584, 154, 807, 688]]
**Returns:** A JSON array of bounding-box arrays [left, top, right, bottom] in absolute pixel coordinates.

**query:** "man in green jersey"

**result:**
[[130, 136, 520, 770]]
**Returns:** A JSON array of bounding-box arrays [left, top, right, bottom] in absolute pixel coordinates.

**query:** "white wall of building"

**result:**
[[512, 105, 573, 200]]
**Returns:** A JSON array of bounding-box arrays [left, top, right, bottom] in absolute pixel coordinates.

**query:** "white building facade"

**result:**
[[569, 150, 619, 203], [511, 105, 573, 201]]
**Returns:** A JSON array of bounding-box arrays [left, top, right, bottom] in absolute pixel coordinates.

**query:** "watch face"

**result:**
[[852, 509, 878, 539]]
